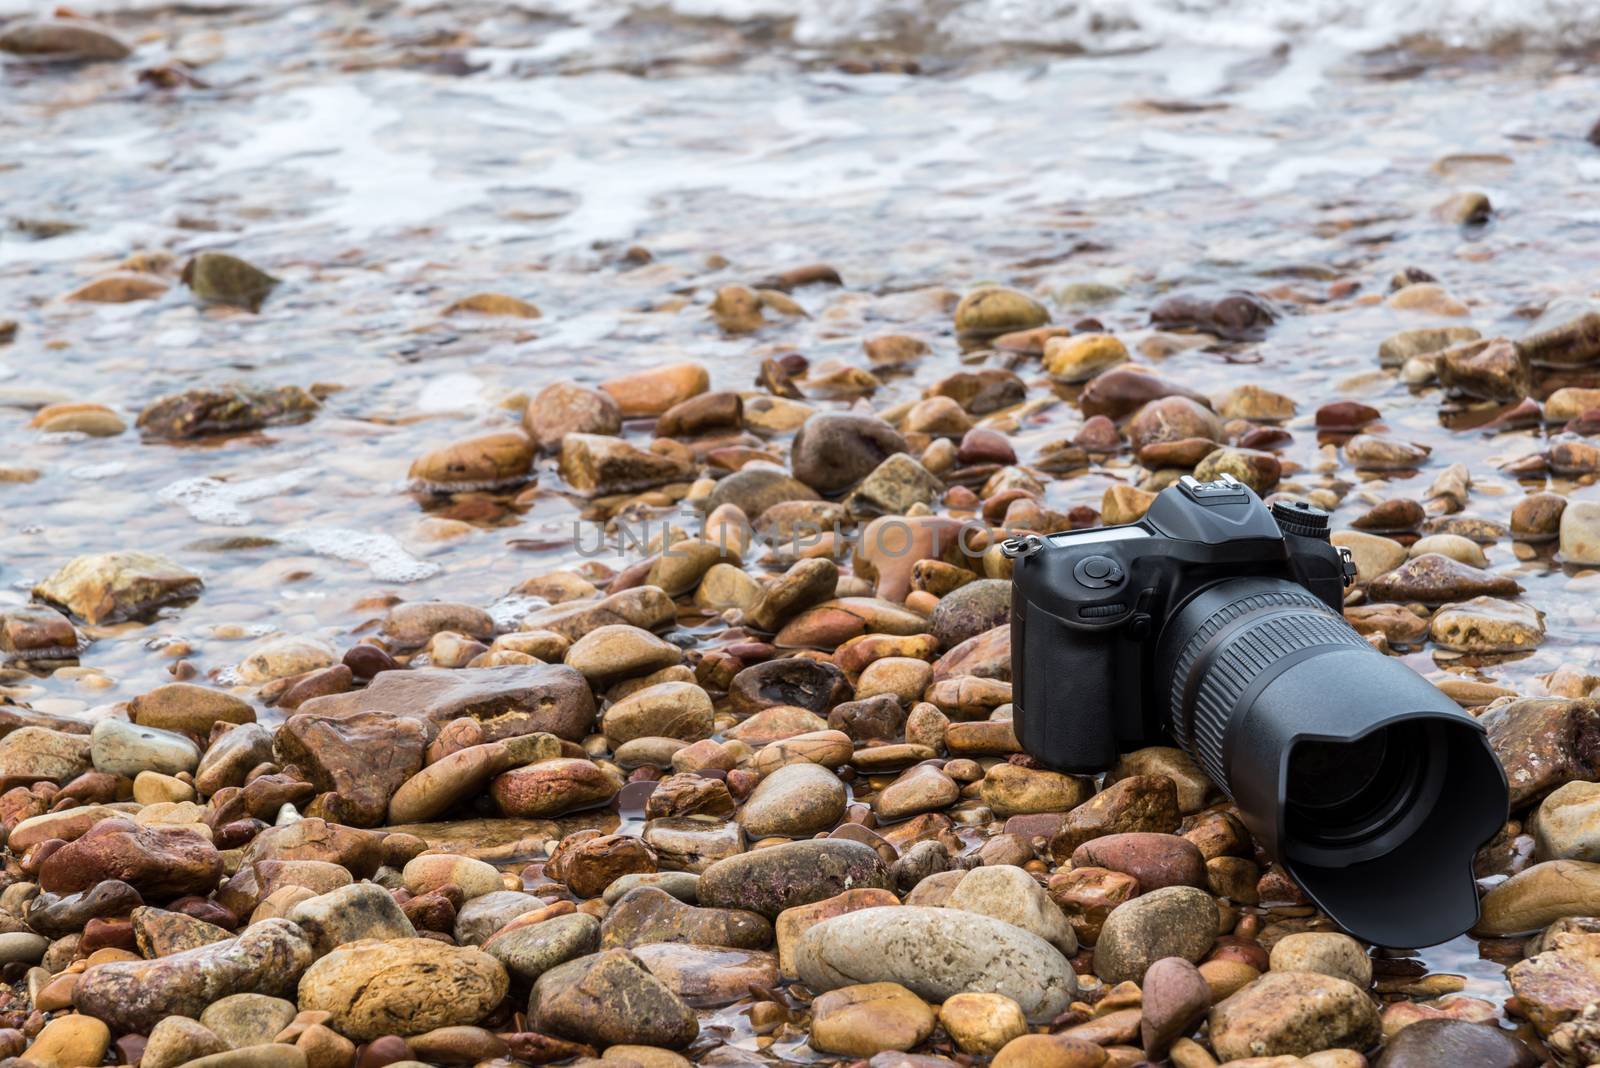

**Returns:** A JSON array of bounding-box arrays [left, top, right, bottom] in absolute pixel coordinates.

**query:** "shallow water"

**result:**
[[6, 0, 1600, 1038]]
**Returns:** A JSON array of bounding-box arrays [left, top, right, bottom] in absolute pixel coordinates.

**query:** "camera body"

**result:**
[[1008, 475, 1355, 774]]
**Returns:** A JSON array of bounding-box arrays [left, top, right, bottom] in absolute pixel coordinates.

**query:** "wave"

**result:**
[[5, 0, 1597, 55], [516, 0, 1600, 54]]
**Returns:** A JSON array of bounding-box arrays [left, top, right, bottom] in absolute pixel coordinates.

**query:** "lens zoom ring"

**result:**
[[1168, 589, 1328, 735], [1172, 593, 1368, 789]]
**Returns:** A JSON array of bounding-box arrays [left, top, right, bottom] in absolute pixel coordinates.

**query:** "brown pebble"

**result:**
[[342, 644, 398, 680], [356, 1035, 413, 1068]]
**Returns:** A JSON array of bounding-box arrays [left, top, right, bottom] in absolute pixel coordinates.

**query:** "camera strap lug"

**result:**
[[1001, 534, 1043, 559], [1338, 546, 1357, 587]]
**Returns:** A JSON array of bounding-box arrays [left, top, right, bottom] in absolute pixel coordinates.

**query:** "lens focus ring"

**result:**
[[1167, 587, 1369, 791]]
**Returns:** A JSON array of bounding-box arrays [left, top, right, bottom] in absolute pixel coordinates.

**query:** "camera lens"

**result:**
[[1287, 732, 1391, 811], [1157, 577, 1507, 947], [1285, 723, 1438, 853]]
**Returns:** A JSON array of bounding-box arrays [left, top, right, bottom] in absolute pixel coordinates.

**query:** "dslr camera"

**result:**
[[1007, 474, 1507, 947]]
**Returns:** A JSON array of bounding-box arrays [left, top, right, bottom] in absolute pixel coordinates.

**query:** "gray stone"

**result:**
[[946, 865, 1076, 955], [929, 580, 1011, 650], [1209, 970, 1381, 1062], [198, 993, 298, 1050], [1092, 885, 1218, 984], [1377, 1019, 1534, 1068], [90, 718, 200, 778], [296, 664, 595, 741], [735, 763, 846, 838], [697, 839, 891, 919], [75, 919, 315, 1033], [529, 948, 698, 1049], [793, 905, 1075, 1023], [287, 883, 415, 956], [454, 890, 550, 945], [482, 911, 600, 982], [790, 414, 909, 494], [1268, 932, 1372, 988]]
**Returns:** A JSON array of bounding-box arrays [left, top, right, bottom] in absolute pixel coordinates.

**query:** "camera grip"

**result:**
[[1011, 595, 1120, 773]]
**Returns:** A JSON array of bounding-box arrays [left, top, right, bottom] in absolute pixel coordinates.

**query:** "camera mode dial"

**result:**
[[1270, 499, 1332, 540]]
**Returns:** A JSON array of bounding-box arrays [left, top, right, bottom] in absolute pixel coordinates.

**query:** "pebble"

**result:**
[[938, 991, 1028, 1055], [182, 252, 280, 311], [131, 683, 255, 736], [297, 938, 508, 1041], [698, 839, 891, 919], [408, 432, 534, 490], [529, 948, 698, 1048], [454, 890, 550, 944], [601, 885, 769, 950], [236, 635, 336, 684], [1560, 500, 1600, 565], [33, 551, 203, 625], [811, 982, 936, 1057], [946, 864, 1077, 954], [525, 382, 621, 451], [18, 1015, 110, 1068], [736, 762, 846, 837], [790, 413, 910, 494], [483, 911, 600, 981], [403, 853, 504, 898], [990, 1033, 1108, 1067], [0, 725, 92, 782], [41, 818, 220, 898], [492, 757, 618, 817], [874, 764, 959, 820], [142, 1018, 226, 1068], [565, 625, 684, 686], [1043, 333, 1128, 383], [558, 434, 695, 496], [1478, 859, 1600, 935], [76, 919, 314, 1032], [199, 992, 298, 1049], [1428, 597, 1544, 653], [0, 17, 131, 59], [928, 579, 1010, 649], [1535, 780, 1600, 862], [1141, 956, 1212, 1057], [630, 942, 779, 1007], [1092, 886, 1219, 984], [1050, 774, 1181, 855], [602, 682, 713, 747], [288, 883, 416, 955], [1367, 553, 1521, 605], [1374, 1018, 1535, 1068], [1209, 971, 1381, 1061], [1268, 932, 1372, 988], [953, 286, 1050, 338], [981, 763, 1093, 817], [794, 905, 1077, 1022], [90, 718, 200, 778], [600, 362, 710, 418], [1071, 832, 1206, 891]]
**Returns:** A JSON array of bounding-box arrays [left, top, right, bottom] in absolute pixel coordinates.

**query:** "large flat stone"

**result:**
[[297, 664, 595, 741]]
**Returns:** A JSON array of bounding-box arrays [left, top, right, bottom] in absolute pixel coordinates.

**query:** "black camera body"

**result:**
[[1007, 473, 1508, 948], [1008, 474, 1353, 774]]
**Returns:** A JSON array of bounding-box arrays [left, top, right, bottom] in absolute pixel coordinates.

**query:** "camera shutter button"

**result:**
[[1074, 555, 1123, 589]]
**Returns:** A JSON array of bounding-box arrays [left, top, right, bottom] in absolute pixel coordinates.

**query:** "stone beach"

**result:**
[[5, 0, 1600, 1065]]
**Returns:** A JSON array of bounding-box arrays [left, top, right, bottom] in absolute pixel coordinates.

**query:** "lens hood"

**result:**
[[1228, 647, 1507, 947], [1162, 577, 1508, 947]]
